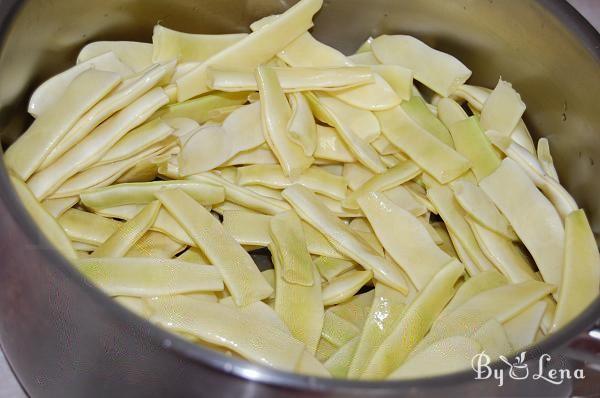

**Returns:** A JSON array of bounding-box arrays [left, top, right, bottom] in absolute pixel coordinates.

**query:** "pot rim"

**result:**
[[0, 0, 598, 392]]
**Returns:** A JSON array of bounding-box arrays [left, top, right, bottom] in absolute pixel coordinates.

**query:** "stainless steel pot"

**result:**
[[0, 0, 598, 396]]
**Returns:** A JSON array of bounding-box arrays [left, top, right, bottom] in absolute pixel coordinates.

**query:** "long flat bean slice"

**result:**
[[272, 241, 323, 352], [147, 296, 305, 371], [322, 270, 373, 306], [371, 35, 471, 96], [504, 301, 547, 350], [42, 62, 175, 168], [377, 106, 470, 184], [81, 180, 224, 209], [152, 25, 247, 63], [480, 159, 564, 288], [91, 201, 161, 257], [9, 175, 77, 260], [77, 257, 223, 296], [361, 260, 464, 379], [343, 160, 421, 210], [283, 184, 408, 293], [237, 164, 347, 200], [358, 192, 452, 289], [156, 189, 272, 306], [28, 88, 170, 199], [552, 210, 600, 331], [176, 0, 322, 100], [208, 66, 374, 92], [348, 283, 407, 378], [5, 69, 121, 180]]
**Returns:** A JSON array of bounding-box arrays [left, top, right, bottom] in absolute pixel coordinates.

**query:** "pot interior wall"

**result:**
[[0, 0, 598, 237]]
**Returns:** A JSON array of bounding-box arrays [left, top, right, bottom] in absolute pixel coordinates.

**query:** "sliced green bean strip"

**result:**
[[480, 158, 565, 288], [316, 338, 339, 362], [306, 92, 386, 173], [152, 25, 247, 63], [415, 280, 555, 354], [78, 41, 153, 72], [147, 296, 305, 371], [222, 210, 345, 258], [251, 22, 400, 111], [437, 97, 468, 128], [50, 141, 173, 198], [28, 87, 170, 199], [59, 208, 121, 245], [208, 66, 374, 92], [467, 217, 536, 283], [43, 196, 79, 218], [220, 296, 288, 333], [185, 292, 218, 303], [369, 65, 412, 100], [27, 52, 130, 118], [451, 179, 516, 240], [178, 247, 210, 264], [296, 350, 331, 377], [504, 300, 547, 350], [324, 337, 360, 378], [98, 119, 173, 165], [316, 95, 380, 143], [320, 310, 360, 347], [6, 69, 121, 180], [552, 209, 600, 331], [42, 62, 175, 169], [401, 96, 454, 147], [10, 175, 77, 260], [371, 35, 471, 96], [389, 336, 481, 380], [343, 163, 374, 191], [73, 241, 97, 251], [272, 242, 323, 352], [322, 270, 373, 306], [471, 319, 513, 360], [377, 106, 470, 184], [77, 257, 223, 296], [348, 283, 407, 378], [315, 125, 356, 163], [176, 0, 322, 100], [343, 160, 421, 210], [238, 164, 347, 200], [154, 91, 249, 124], [426, 181, 494, 272], [257, 65, 314, 178], [287, 92, 317, 156], [537, 138, 559, 182], [487, 132, 577, 219], [270, 211, 314, 286], [440, 270, 507, 318], [361, 260, 464, 379], [329, 290, 375, 328], [91, 201, 160, 257], [314, 257, 356, 282], [114, 296, 153, 317], [381, 185, 427, 216], [480, 79, 526, 136], [358, 192, 452, 289], [156, 189, 272, 306], [92, 204, 193, 246], [81, 180, 224, 209], [448, 116, 501, 181], [283, 184, 408, 293]]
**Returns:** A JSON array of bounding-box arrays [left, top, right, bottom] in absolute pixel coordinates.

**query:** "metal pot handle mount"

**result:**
[[565, 323, 600, 367]]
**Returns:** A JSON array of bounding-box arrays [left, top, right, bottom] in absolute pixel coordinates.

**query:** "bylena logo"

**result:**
[[471, 351, 585, 387]]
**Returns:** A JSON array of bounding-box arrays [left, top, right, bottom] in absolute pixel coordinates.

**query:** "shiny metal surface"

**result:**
[[0, 0, 598, 396]]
